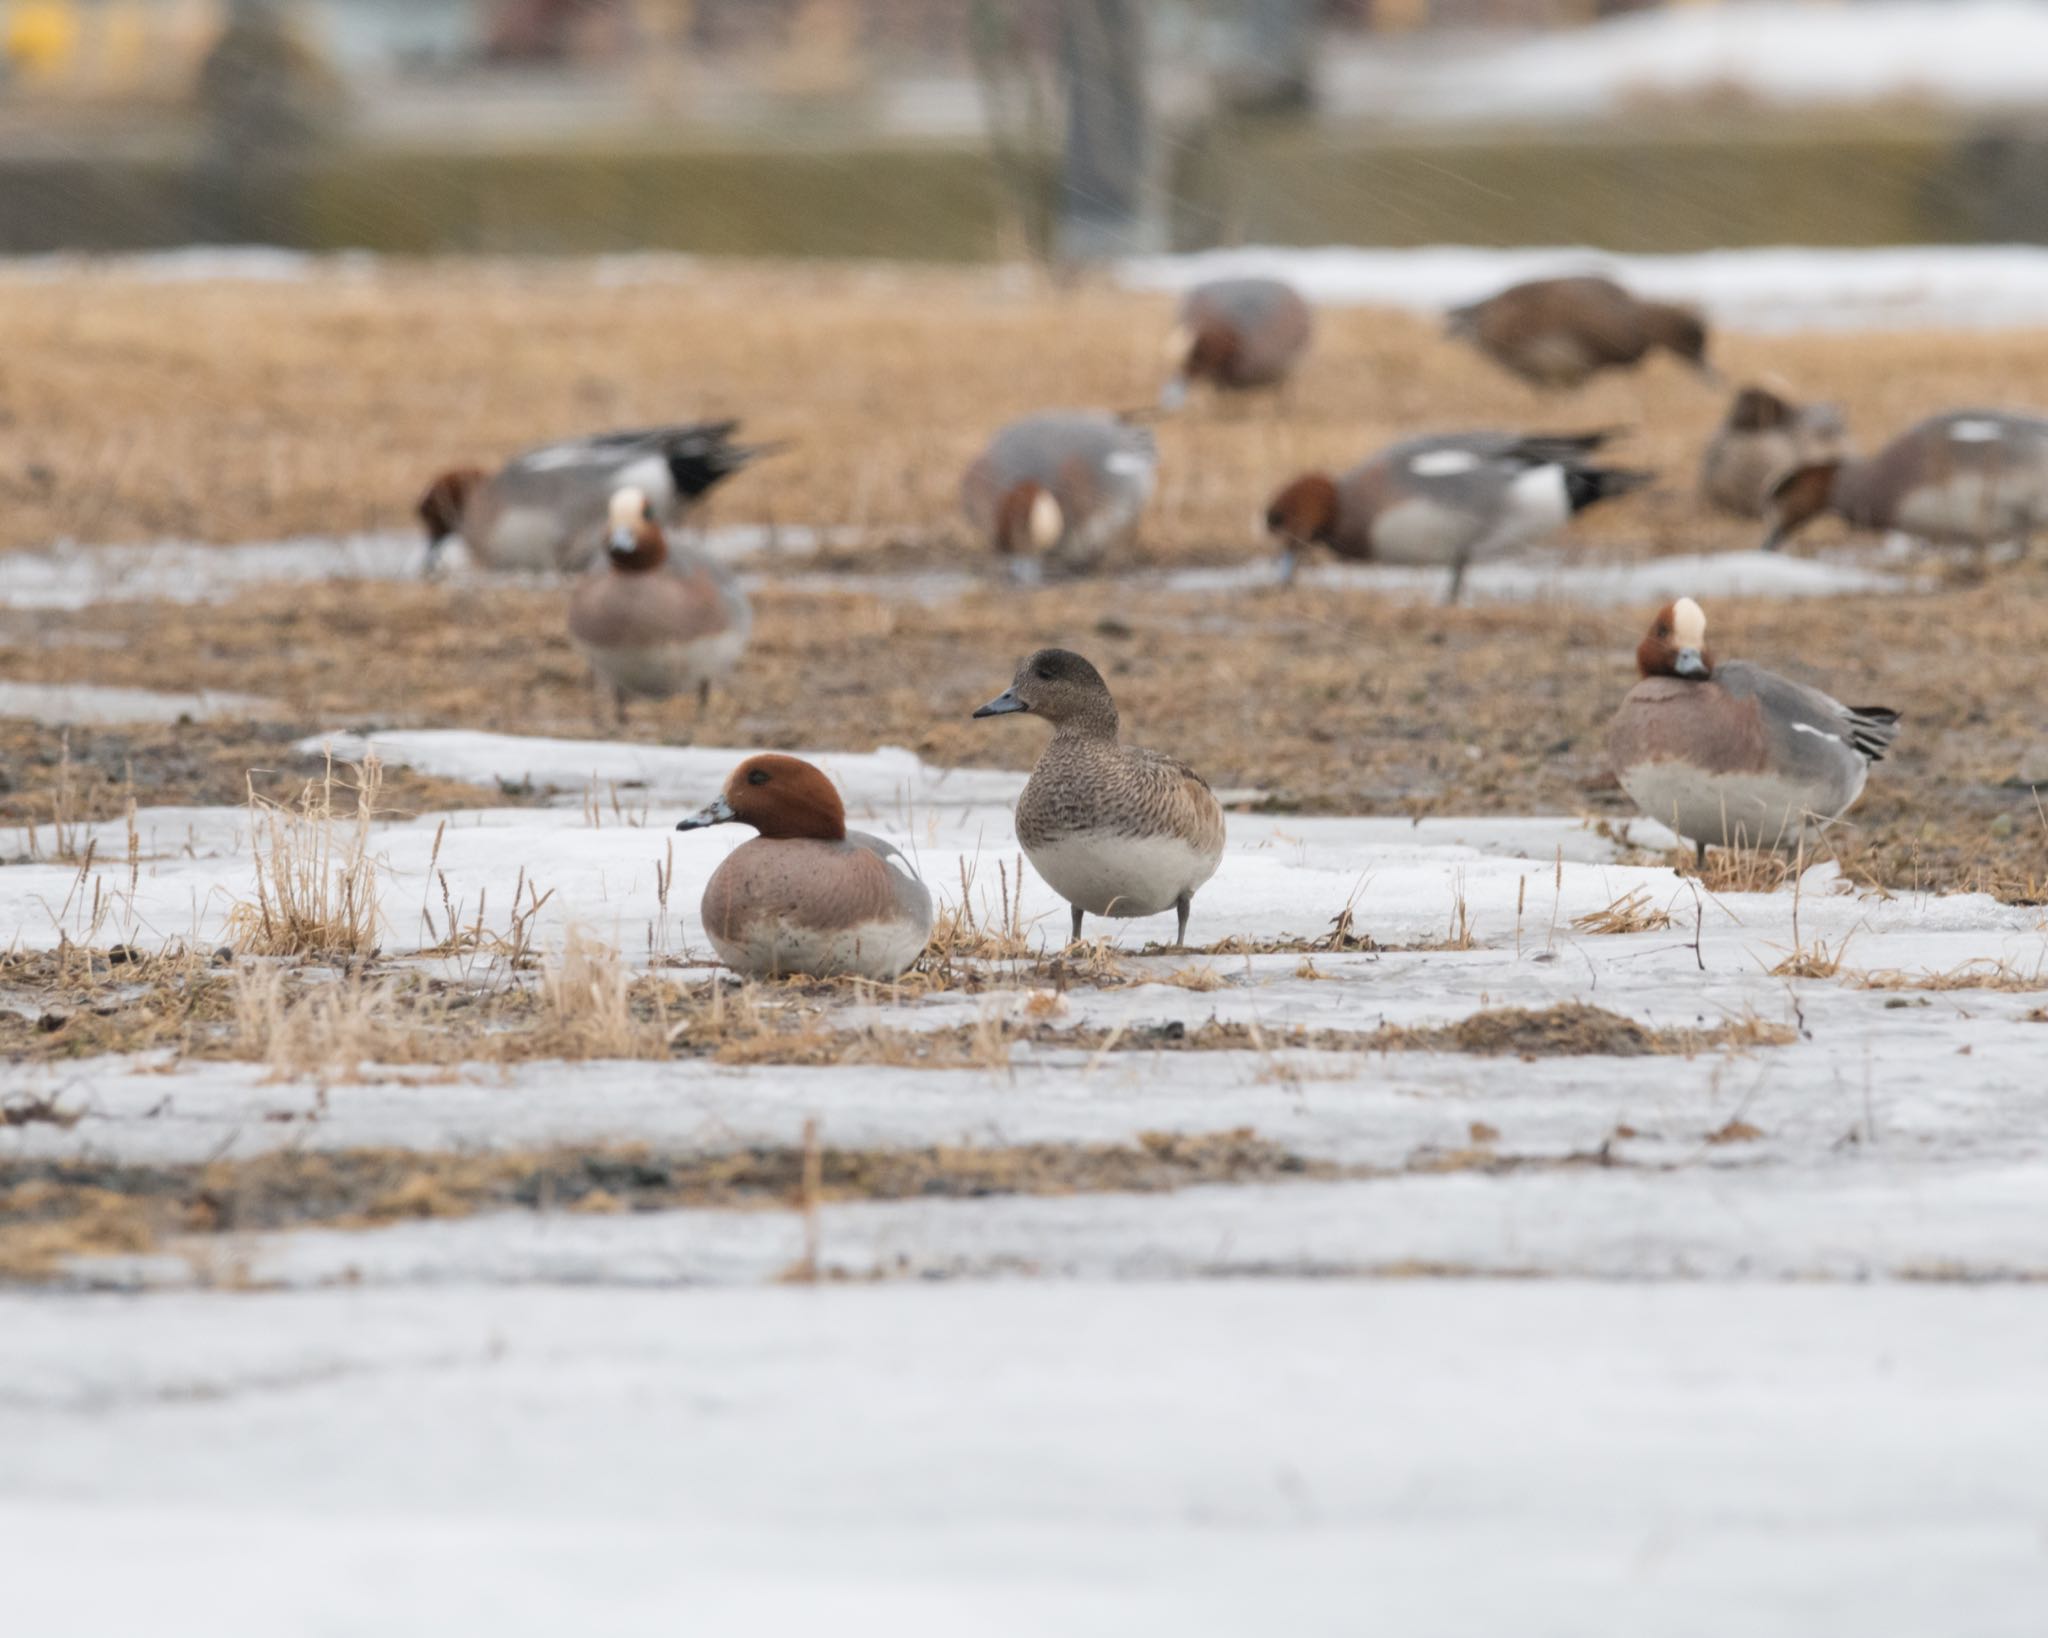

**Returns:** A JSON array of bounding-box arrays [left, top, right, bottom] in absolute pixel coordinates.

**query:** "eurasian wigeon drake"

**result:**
[[973, 649, 1225, 947], [1446, 275, 1712, 391], [566, 487, 752, 728], [1607, 597, 1900, 869], [1763, 409, 2048, 557], [1263, 430, 1653, 603], [1699, 385, 1849, 520], [1160, 276, 1314, 409], [676, 754, 933, 981], [418, 420, 770, 574], [959, 412, 1157, 577]]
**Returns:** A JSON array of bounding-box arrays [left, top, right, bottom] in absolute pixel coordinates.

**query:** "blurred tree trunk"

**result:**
[[1056, 0, 1158, 263], [1214, 0, 1316, 115]]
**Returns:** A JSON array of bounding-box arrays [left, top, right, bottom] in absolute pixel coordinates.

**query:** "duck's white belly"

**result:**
[[708, 912, 927, 982], [578, 629, 748, 699], [1370, 497, 1482, 565], [476, 506, 568, 572], [1618, 761, 1860, 849], [1024, 830, 1219, 918], [1894, 475, 2044, 544]]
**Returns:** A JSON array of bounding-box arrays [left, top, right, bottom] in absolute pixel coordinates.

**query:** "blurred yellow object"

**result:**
[[5, 0, 82, 81]]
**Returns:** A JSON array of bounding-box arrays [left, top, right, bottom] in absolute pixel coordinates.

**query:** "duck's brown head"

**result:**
[[1761, 461, 1841, 552], [995, 480, 1065, 558], [677, 754, 845, 842], [1637, 597, 1713, 681], [604, 486, 668, 573], [973, 647, 1119, 739], [417, 467, 484, 555], [1264, 472, 1340, 548]]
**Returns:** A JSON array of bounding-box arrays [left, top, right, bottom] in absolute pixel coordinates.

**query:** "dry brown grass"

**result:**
[[224, 752, 384, 961], [0, 1127, 1324, 1282], [1, 264, 2045, 900], [1848, 958, 2048, 993], [1572, 887, 1676, 936]]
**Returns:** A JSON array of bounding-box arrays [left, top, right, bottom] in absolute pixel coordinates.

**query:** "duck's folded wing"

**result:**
[[1733, 663, 1901, 770]]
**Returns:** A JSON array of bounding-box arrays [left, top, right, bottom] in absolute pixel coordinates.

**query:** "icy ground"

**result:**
[[1316, 0, 2048, 127], [1123, 243, 2048, 334], [5, 723, 2046, 1632]]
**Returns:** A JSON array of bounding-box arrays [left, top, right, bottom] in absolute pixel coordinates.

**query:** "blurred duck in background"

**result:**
[[1447, 274, 1713, 391], [1700, 385, 1850, 519], [1264, 429, 1653, 603], [1159, 275, 1314, 410], [1763, 409, 2048, 562], [566, 487, 751, 730], [417, 420, 772, 573], [960, 411, 1157, 578]]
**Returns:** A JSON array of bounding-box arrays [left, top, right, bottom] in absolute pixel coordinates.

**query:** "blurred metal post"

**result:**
[[1057, 0, 1160, 263]]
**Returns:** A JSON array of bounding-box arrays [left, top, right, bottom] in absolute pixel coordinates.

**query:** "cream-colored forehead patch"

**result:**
[[1671, 596, 1707, 646], [608, 486, 647, 526], [1028, 488, 1065, 551]]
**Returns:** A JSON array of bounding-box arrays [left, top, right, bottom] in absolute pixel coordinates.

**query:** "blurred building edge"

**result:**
[[192, 0, 348, 243]]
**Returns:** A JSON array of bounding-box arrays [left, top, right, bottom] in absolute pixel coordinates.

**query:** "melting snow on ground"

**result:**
[[6, 727, 2047, 1633], [1123, 243, 2048, 334]]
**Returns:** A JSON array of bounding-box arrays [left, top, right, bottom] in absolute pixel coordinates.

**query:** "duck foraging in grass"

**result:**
[[1606, 598, 1900, 871], [1264, 429, 1653, 604], [676, 755, 933, 982], [973, 649, 1225, 948], [417, 419, 772, 574]]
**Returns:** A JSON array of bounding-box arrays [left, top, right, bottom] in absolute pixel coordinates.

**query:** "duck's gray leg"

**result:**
[[1444, 557, 1469, 606], [1070, 903, 1085, 944], [1174, 892, 1191, 949], [697, 677, 712, 712], [1695, 838, 1708, 871]]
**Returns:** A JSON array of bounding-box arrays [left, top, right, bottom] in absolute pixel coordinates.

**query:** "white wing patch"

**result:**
[[1950, 419, 2004, 443], [520, 444, 608, 472], [1104, 450, 1154, 476], [1410, 448, 1483, 477], [1789, 722, 1843, 744]]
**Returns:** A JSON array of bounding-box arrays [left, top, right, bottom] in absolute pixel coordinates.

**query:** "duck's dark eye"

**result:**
[[747, 768, 770, 786], [1035, 667, 1055, 681], [1654, 625, 1670, 638]]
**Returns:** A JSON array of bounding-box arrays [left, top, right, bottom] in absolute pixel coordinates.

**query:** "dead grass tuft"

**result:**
[[1848, 958, 2048, 993], [226, 752, 384, 961], [1572, 888, 1674, 936]]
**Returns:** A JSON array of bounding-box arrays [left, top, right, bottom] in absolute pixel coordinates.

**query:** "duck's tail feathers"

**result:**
[[1515, 428, 1626, 463], [657, 422, 786, 498], [1561, 465, 1657, 513], [1844, 706, 1902, 764]]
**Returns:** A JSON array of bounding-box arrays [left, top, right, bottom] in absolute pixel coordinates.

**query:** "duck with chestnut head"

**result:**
[[568, 486, 751, 729], [960, 412, 1156, 578], [1607, 597, 1900, 869], [974, 649, 1224, 947], [1264, 429, 1651, 603], [417, 419, 772, 574], [1763, 408, 2048, 558], [1159, 276, 1313, 410], [676, 754, 932, 981]]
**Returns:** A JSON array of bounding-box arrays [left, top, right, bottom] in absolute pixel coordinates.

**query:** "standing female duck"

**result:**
[[677, 755, 933, 981], [974, 649, 1225, 947]]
